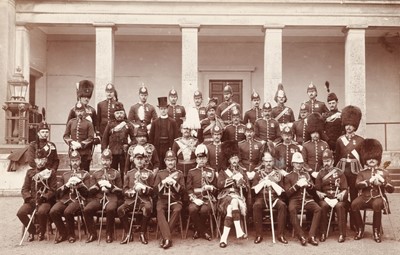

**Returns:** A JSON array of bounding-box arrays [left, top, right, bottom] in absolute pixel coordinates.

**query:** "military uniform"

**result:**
[[271, 105, 295, 129], [206, 142, 223, 173], [172, 136, 198, 179], [302, 99, 328, 116], [238, 138, 264, 172], [27, 140, 59, 173], [125, 143, 160, 172], [154, 168, 185, 242], [168, 104, 186, 130], [101, 118, 136, 178], [254, 117, 281, 143], [275, 142, 300, 172], [50, 167, 90, 242], [252, 167, 287, 240], [17, 166, 57, 239], [323, 109, 342, 151], [199, 117, 224, 144], [84, 166, 122, 242], [118, 167, 155, 243], [315, 166, 348, 240], [128, 103, 158, 127], [284, 169, 321, 242], [97, 98, 121, 137], [186, 166, 217, 238], [291, 118, 308, 145], [196, 106, 207, 121], [63, 117, 94, 171], [243, 107, 262, 125], [216, 101, 241, 126], [222, 123, 246, 142], [302, 140, 329, 173], [67, 105, 97, 131]]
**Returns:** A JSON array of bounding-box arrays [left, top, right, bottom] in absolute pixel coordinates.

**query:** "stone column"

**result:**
[[0, 0, 16, 144], [263, 25, 284, 104], [94, 23, 115, 106], [15, 24, 30, 89], [344, 26, 367, 137], [180, 24, 200, 108]]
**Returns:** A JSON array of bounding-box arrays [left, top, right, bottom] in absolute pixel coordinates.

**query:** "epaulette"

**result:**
[[225, 123, 233, 128], [188, 167, 199, 172], [255, 117, 263, 122], [174, 137, 181, 142], [275, 142, 283, 147], [127, 168, 136, 173], [254, 138, 264, 143], [303, 140, 311, 145]]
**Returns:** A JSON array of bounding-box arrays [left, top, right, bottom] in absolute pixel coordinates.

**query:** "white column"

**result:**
[[15, 24, 30, 87], [94, 23, 115, 106], [180, 24, 200, 108], [263, 25, 284, 104], [344, 26, 367, 137]]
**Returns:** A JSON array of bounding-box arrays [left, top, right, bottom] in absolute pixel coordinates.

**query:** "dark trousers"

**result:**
[[158, 142, 170, 170], [351, 196, 384, 231], [319, 200, 347, 236], [17, 202, 51, 235], [157, 199, 182, 240], [83, 199, 118, 236], [253, 197, 287, 237], [80, 154, 91, 172], [288, 199, 321, 237], [188, 202, 212, 235], [111, 153, 125, 181], [118, 201, 152, 233], [49, 200, 81, 237]]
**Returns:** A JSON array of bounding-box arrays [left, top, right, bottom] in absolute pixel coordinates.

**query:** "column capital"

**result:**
[[180, 24, 200, 31], [93, 22, 117, 30], [263, 24, 285, 32], [342, 25, 368, 34]]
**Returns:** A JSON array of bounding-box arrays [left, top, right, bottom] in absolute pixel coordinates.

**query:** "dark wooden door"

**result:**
[[209, 80, 243, 112]]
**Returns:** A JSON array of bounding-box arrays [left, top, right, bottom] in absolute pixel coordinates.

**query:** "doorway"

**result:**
[[209, 79, 243, 113]]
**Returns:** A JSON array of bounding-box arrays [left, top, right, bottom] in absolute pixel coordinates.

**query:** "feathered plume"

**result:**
[[184, 107, 201, 130], [325, 81, 330, 93], [42, 107, 46, 122]]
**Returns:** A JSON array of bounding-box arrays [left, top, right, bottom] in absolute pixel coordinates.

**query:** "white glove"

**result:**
[[70, 141, 82, 150], [193, 198, 204, 206], [135, 182, 146, 192], [126, 190, 136, 198], [311, 172, 319, 179], [99, 180, 111, 188], [296, 178, 308, 188], [376, 174, 384, 183], [203, 185, 214, 191], [246, 171, 256, 180], [101, 186, 108, 193], [163, 177, 176, 186], [68, 176, 81, 186], [263, 179, 273, 187], [232, 173, 244, 182], [369, 176, 377, 183]]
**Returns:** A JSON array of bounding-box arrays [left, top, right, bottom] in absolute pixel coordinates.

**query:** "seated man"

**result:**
[[17, 149, 56, 242], [252, 151, 288, 244], [217, 141, 248, 248], [351, 139, 394, 243], [154, 149, 185, 249], [284, 152, 321, 246], [315, 149, 348, 243], [186, 144, 217, 241], [50, 150, 90, 243]]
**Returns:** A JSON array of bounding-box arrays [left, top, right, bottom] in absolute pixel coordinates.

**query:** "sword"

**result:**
[[127, 191, 139, 243], [98, 192, 108, 244], [268, 187, 276, 243], [326, 179, 340, 237]]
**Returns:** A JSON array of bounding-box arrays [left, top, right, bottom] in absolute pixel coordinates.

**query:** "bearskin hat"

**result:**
[[341, 105, 362, 131], [76, 80, 94, 99], [274, 83, 287, 103], [360, 138, 383, 166], [221, 140, 239, 169], [306, 112, 324, 134]]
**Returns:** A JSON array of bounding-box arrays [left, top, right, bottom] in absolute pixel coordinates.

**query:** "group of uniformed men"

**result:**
[[17, 80, 394, 249]]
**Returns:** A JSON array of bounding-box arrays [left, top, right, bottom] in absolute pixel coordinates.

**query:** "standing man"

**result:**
[[292, 103, 310, 145], [252, 151, 288, 244], [97, 83, 124, 138], [334, 105, 363, 231], [193, 90, 207, 121], [50, 150, 90, 244], [271, 84, 295, 130], [67, 80, 97, 132], [323, 88, 342, 152], [205, 125, 224, 173], [27, 118, 59, 173], [243, 90, 262, 125], [275, 126, 301, 173], [302, 113, 329, 178], [154, 149, 185, 249], [222, 108, 246, 142], [186, 144, 216, 241], [149, 97, 179, 170], [63, 102, 94, 171], [351, 139, 394, 243], [84, 149, 122, 243], [299, 83, 328, 118], [216, 84, 241, 126], [119, 145, 155, 245], [284, 152, 321, 246], [101, 101, 136, 180], [254, 102, 281, 144], [128, 85, 158, 130], [238, 122, 264, 175], [168, 89, 186, 135], [315, 149, 348, 243], [17, 149, 57, 242], [198, 100, 224, 144]]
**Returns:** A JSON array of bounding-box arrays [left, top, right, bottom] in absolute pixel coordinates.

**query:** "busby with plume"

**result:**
[[274, 83, 287, 103], [221, 140, 239, 170], [76, 80, 94, 99], [306, 112, 325, 134], [360, 138, 383, 167], [341, 105, 362, 131]]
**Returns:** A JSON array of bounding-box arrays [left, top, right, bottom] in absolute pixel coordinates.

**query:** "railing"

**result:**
[[366, 121, 400, 151]]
